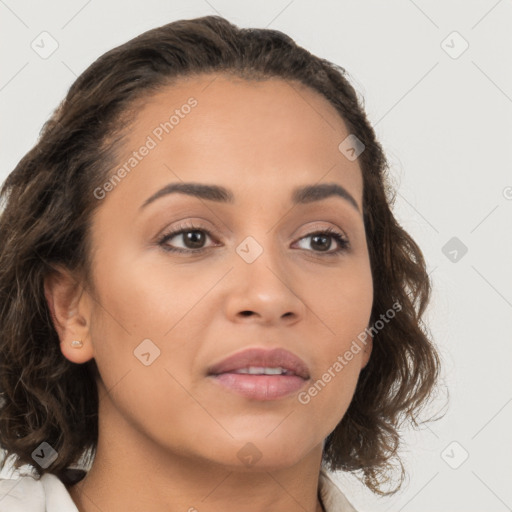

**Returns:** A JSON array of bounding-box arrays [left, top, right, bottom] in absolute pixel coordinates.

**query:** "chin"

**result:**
[[205, 437, 317, 472]]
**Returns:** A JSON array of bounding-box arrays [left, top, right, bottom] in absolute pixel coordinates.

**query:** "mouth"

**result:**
[[207, 347, 310, 401]]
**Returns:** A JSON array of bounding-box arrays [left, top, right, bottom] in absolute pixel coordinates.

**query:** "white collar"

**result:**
[[0, 468, 357, 512], [318, 467, 358, 512]]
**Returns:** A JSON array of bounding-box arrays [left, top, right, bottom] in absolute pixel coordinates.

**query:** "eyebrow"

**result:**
[[140, 181, 360, 213]]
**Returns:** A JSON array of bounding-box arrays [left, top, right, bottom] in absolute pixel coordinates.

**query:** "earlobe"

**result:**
[[43, 265, 94, 364], [59, 335, 94, 364]]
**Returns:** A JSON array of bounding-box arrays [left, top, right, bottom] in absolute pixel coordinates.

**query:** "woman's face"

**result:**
[[68, 74, 373, 469]]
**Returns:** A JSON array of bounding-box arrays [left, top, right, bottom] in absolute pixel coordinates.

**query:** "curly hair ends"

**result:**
[[0, 15, 442, 494]]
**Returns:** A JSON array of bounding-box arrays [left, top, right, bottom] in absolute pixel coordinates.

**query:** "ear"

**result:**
[[360, 332, 373, 370], [43, 265, 94, 364]]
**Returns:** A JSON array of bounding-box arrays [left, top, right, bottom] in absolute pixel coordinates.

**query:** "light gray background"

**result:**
[[1, 1, 511, 511]]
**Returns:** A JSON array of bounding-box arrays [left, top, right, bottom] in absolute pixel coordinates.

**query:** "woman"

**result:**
[[0, 15, 441, 512]]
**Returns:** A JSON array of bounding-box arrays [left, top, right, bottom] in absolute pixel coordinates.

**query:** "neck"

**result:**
[[68, 390, 326, 512]]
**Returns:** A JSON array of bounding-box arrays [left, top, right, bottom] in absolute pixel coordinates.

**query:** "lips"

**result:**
[[207, 347, 310, 379], [207, 347, 311, 401]]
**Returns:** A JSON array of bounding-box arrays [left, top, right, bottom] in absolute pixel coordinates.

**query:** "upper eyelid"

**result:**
[[159, 220, 348, 236], [158, 222, 349, 246]]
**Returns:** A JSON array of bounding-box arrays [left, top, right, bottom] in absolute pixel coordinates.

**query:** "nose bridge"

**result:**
[[234, 210, 287, 277], [225, 188, 301, 275], [224, 224, 306, 322]]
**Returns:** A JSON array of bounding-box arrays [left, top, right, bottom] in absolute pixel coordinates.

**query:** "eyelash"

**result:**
[[157, 222, 350, 257]]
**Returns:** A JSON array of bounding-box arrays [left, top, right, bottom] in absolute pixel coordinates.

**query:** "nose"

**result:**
[[223, 240, 307, 326]]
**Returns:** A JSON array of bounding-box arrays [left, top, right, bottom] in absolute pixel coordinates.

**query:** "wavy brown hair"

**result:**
[[0, 15, 442, 494]]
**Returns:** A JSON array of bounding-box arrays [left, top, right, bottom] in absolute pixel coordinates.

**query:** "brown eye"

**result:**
[[158, 224, 215, 253], [157, 224, 349, 256], [294, 227, 349, 255]]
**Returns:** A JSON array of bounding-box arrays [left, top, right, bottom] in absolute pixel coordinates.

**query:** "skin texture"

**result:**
[[44, 74, 374, 512]]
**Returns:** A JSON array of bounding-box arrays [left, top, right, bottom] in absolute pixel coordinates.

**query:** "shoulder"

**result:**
[[0, 466, 355, 511], [318, 467, 359, 512], [0, 472, 78, 512]]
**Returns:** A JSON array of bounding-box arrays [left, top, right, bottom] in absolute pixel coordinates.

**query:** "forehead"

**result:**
[[98, 73, 363, 212]]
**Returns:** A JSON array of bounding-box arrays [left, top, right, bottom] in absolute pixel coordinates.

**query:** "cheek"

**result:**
[[90, 244, 209, 341], [87, 244, 220, 408], [297, 257, 373, 423], [312, 255, 373, 340], [86, 262, 201, 441]]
